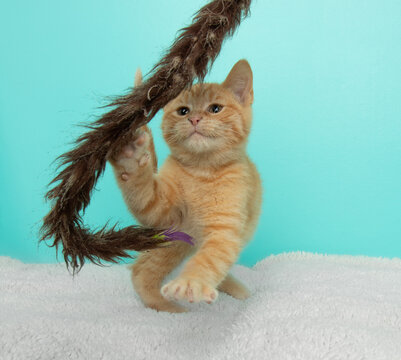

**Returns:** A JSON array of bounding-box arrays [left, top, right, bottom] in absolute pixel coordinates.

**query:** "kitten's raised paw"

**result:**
[[161, 277, 218, 304], [111, 129, 151, 177]]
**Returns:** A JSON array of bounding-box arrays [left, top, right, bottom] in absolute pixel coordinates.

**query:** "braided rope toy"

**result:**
[[41, 0, 252, 272]]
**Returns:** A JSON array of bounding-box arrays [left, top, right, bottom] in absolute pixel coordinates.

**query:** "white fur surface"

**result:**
[[1, 252, 401, 360]]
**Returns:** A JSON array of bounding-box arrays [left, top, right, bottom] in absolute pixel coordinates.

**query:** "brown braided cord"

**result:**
[[40, 0, 252, 273]]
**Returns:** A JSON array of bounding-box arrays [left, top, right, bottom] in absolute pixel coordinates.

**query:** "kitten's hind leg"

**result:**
[[218, 273, 250, 300], [131, 242, 191, 313]]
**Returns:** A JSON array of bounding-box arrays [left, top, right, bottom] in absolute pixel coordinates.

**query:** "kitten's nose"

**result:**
[[188, 116, 202, 126]]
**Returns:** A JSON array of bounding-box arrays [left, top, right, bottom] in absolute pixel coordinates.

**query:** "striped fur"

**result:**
[[111, 60, 262, 312]]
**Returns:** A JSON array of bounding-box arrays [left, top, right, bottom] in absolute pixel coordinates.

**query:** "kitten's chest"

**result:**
[[178, 165, 247, 220], [182, 180, 222, 211]]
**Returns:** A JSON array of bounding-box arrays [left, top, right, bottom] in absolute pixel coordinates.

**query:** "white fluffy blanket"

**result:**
[[1, 252, 401, 360]]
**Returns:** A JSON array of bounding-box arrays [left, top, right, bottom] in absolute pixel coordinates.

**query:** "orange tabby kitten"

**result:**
[[110, 60, 262, 313]]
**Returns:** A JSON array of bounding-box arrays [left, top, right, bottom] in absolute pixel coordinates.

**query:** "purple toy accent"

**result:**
[[162, 229, 194, 246]]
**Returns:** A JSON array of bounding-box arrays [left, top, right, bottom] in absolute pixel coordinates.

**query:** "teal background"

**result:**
[[1, 0, 400, 265]]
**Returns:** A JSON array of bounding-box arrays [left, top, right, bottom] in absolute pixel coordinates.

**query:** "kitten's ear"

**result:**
[[134, 68, 142, 87], [223, 60, 253, 105]]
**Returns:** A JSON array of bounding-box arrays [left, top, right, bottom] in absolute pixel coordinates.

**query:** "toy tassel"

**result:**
[[40, 0, 252, 273], [155, 229, 195, 246]]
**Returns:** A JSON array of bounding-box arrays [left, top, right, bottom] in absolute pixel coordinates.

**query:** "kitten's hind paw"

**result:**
[[147, 302, 188, 314], [218, 274, 250, 300]]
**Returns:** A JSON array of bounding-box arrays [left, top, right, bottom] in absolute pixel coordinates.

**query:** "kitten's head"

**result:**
[[162, 60, 253, 161]]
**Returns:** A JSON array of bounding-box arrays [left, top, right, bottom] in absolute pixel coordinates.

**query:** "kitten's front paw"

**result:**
[[110, 128, 151, 179], [161, 277, 218, 304]]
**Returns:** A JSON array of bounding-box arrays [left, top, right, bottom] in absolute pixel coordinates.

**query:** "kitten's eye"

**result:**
[[177, 107, 190, 116], [208, 104, 223, 114]]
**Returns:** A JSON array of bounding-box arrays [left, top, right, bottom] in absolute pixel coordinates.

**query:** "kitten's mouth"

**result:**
[[188, 130, 208, 138]]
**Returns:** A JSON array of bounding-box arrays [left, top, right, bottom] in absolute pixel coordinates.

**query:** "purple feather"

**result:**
[[162, 229, 194, 245]]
